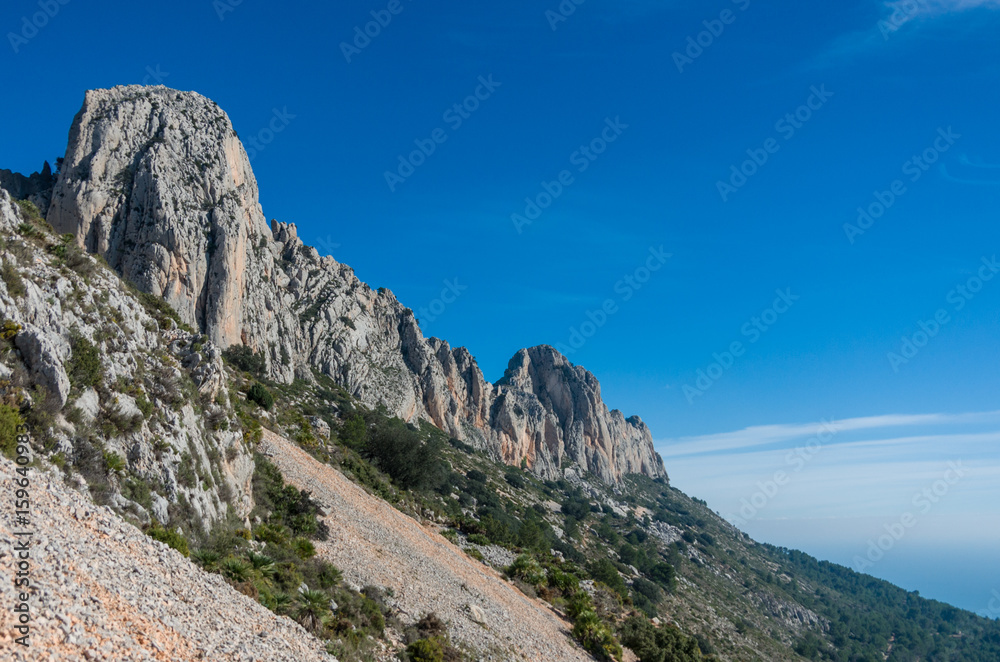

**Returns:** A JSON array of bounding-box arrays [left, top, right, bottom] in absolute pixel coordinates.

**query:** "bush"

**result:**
[[223, 345, 265, 376], [362, 419, 446, 491], [1, 260, 25, 297], [650, 562, 677, 592], [68, 333, 103, 389], [0, 403, 23, 458], [572, 603, 622, 661], [103, 451, 126, 474], [406, 637, 444, 662], [588, 558, 628, 597], [146, 524, 190, 557], [247, 382, 274, 410], [619, 615, 704, 662], [507, 554, 546, 587]]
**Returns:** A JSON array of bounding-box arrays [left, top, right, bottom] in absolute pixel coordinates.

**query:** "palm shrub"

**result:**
[[295, 589, 332, 633]]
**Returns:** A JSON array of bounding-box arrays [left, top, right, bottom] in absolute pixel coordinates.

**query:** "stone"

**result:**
[[43, 85, 665, 485], [15, 325, 71, 407], [468, 604, 487, 625]]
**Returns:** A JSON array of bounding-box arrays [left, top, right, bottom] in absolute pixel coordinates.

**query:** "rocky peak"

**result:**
[[36, 85, 666, 484]]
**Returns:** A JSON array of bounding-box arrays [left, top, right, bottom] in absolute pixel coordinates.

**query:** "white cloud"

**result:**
[[657, 410, 1000, 458], [880, 0, 1000, 34], [806, 0, 1000, 67]]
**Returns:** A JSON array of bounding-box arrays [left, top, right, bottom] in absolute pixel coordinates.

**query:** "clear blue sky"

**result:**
[[2, 0, 998, 612]]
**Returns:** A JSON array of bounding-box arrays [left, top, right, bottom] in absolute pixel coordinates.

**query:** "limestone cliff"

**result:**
[[41, 85, 666, 484]]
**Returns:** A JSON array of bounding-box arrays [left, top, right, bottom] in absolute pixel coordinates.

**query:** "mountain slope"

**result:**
[[0, 457, 333, 662], [259, 428, 590, 661], [42, 84, 662, 484]]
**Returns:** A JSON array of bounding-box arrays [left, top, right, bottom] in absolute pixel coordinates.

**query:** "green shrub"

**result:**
[[146, 524, 190, 557], [247, 382, 274, 410], [650, 562, 677, 592], [406, 637, 444, 662], [103, 451, 126, 474], [1, 260, 26, 297], [293, 537, 316, 559], [467, 533, 490, 546], [0, 320, 20, 341], [0, 403, 23, 458], [222, 345, 265, 376], [588, 558, 628, 597], [573, 608, 622, 661], [68, 333, 103, 389], [507, 554, 546, 587]]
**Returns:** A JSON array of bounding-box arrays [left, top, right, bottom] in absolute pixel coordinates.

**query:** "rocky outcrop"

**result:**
[[0, 162, 55, 215], [0, 188, 254, 528], [43, 85, 665, 484]]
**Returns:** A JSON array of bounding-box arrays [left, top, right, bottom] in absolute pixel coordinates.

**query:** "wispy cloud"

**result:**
[[656, 410, 1000, 542], [658, 410, 1000, 458], [808, 0, 1000, 67]]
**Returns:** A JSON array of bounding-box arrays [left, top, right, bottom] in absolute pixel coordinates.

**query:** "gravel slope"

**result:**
[[259, 430, 593, 662], [0, 457, 334, 662]]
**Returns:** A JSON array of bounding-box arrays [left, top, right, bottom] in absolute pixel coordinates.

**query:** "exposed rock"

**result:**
[[308, 416, 331, 441], [0, 161, 55, 214], [44, 85, 666, 484], [14, 324, 71, 407], [0, 188, 254, 529]]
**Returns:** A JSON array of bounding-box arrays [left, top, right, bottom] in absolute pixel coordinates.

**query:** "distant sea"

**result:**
[[746, 520, 1000, 618]]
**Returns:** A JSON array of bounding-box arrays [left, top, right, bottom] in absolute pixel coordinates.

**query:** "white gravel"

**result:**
[[0, 457, 335, 662]]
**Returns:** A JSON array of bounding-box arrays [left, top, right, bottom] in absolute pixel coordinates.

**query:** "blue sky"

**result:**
[[2, 0, 998, 612]]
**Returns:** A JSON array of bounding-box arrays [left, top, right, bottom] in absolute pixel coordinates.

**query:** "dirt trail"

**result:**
[[260, 429, 592, 662]]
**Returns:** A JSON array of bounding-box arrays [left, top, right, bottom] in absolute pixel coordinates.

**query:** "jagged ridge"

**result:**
[[40, 84, 665, 484]]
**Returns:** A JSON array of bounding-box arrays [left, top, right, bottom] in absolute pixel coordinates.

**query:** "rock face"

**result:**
[[0, 162, 55, 215], [44, 85, 666, 484], [0, 189, 254, 528]]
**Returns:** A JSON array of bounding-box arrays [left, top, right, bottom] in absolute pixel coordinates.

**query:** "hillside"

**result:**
[[1, 85, 1000, 662], [0, 456, 333, 662]]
